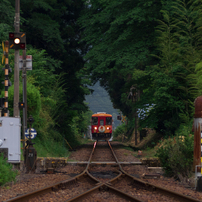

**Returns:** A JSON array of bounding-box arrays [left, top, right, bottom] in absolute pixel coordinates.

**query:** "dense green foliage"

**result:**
[[0, 0, 92, 149], [79, 0, 202, 137], [113, 124, 126, 139], [156, 131, 194, 179], [1, 0, 201, 145], [79, 0, 162, 120], [0, 154, 18, 186]]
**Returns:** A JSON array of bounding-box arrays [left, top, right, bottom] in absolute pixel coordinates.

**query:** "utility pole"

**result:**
[[22, 49, 27, 149], [13, 0, 20, 117], [128, 85, 139, 145]]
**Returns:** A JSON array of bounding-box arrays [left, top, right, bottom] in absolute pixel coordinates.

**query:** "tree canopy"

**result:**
[[79, 0, 202, 135], [0, 0, 91, 146], [1, 0, 202, 142]]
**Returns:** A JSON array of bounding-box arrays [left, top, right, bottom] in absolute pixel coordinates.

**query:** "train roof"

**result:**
[[92, 112, 112, 117]]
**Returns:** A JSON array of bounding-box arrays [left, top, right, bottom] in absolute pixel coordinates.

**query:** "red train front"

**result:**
[[91, 112, 113, 140]]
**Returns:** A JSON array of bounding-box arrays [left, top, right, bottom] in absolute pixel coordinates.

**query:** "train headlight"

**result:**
[[0, 139, 3, 147], [94, 127, 97, 130], [107, 127, 109, 130]]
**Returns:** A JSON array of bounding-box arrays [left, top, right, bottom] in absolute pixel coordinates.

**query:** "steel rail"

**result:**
[[5, 141, 99, 202], [107, 141, 201, 202], [66, 183, 143, 202], [123, 168, 202, 202], [5, 177, 78, 202], [67, 141, 144, 202], [6, 141, 201, 202]]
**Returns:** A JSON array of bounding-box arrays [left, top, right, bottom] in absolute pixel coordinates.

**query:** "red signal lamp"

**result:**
[[9, 33, 14, 38], [20, 43, 25, 49]]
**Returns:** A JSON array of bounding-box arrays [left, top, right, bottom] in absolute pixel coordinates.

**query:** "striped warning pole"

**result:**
[[4, 41, 9, 117]]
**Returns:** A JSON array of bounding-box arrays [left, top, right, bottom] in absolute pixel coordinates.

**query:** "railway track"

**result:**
[[5, 141, 202, 202]]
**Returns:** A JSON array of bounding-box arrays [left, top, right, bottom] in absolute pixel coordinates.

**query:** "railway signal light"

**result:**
[[9, 32, 26, 50], [19, 102, 25, 109]]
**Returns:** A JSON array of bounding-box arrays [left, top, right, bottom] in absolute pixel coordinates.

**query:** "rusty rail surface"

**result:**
[[6, 141, 201, 202]]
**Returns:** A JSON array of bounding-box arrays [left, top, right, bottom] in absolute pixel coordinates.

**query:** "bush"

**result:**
[[2, 82, 41, 118], [155, 133, 194, 180], [0, 154, 18, 186], [113, 124, 127, 138]]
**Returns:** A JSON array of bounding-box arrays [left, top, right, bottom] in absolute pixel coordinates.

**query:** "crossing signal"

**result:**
[[9, 32, 26, 50]]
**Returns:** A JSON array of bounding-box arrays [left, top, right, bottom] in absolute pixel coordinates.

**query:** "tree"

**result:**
[[79, 0, 162, 119], [138, 0, 201, 134], [79, 0, 202, 136]]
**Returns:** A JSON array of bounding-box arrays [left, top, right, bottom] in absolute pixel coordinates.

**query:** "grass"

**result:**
[[121, 146, 134, 152], [141, 147, 157, 158], [20, 137, 70, 159], [34, 138, 70, 157], [20, 136, 92, 160], [132, 147, 157, 158], [121, 145, 157, 158]]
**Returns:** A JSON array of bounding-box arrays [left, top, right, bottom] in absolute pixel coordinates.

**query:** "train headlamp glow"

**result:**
[[14, 38, 20, 44], [0, 139, 3, 147], [107, 127, 109, 130], [94, 126, 97, 130]]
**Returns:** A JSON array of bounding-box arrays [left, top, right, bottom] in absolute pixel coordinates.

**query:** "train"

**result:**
[[91, 112, 113, 140]]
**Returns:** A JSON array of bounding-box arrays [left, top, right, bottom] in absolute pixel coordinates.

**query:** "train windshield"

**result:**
[[92, 117, 98, 125], [106, 117, 112, 125], [100, 119, 104, 126]]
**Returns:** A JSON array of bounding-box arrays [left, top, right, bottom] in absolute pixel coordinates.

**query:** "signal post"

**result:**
[[13, 0, 20, 117]]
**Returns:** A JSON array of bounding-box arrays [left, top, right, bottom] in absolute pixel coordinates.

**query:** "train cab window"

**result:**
[[100, 119, 104, 126], [92, 117, 98, 125], [106, 117, 112, 125]]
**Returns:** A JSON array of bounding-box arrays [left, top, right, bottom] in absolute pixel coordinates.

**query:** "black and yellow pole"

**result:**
[[4, 41, 9, 117]]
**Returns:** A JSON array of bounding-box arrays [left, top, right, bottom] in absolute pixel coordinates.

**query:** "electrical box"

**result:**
[[0, 117, 21, 163]]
